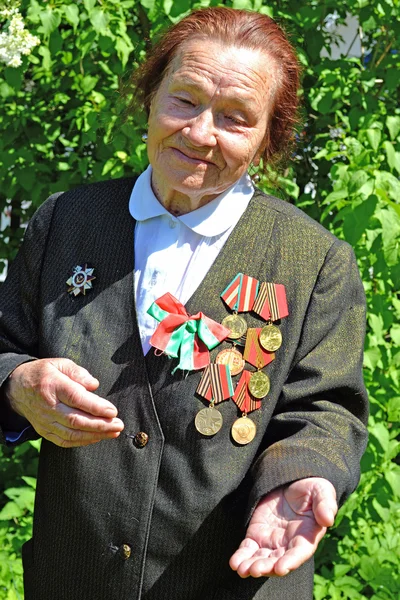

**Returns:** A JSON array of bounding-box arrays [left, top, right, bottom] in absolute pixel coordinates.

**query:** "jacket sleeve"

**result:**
[[0, 193, 62, 445], [246, 240, 369, 519]]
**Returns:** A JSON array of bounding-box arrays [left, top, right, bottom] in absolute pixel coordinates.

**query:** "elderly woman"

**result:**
[[0, 7, 368, 600]]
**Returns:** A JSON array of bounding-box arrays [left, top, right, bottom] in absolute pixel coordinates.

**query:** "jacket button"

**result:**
[[121, 544, 131, 560], [134, 432, 149, 448]]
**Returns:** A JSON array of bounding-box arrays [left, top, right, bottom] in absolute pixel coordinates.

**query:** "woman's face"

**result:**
[[146, 39, 276, 211]]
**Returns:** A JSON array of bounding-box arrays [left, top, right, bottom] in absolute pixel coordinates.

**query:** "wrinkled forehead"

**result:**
[[166, 38, 280, 97]]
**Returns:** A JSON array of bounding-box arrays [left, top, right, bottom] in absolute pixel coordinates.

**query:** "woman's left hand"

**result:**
[[229, 477, 337, 578]]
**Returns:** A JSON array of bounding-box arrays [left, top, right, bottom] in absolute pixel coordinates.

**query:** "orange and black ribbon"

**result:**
[[252, 282, 289, 321], [196, 364, 234, 404], [232, 370, 261, 413]]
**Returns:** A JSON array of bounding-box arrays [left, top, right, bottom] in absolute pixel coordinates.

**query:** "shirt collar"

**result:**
[[129, 165, 254, 237]]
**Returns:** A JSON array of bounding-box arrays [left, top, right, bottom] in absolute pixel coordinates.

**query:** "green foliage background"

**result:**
[[0, 0, 399, 598]]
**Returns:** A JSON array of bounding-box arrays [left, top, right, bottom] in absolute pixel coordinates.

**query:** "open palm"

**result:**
[[230, 477, 337, 578]]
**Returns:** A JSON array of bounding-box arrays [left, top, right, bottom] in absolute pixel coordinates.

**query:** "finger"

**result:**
[[311, 480, 337, 527], [272, 527, 327, 575], [42, 423, 122, 448], [237, 548, 285, 578], [56, 379, 118, 418], [229, 539, 260, 571], [51, 358, 99, 391], [53, 404, 124, 433]]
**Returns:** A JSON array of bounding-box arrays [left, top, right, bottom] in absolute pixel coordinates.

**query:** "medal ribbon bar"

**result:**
[[221, 273, 259, 312], [196, 364, 234, 404], [232, 371, 261, 413], [243, 328, 275, 368], [252, 282, 289, 321]]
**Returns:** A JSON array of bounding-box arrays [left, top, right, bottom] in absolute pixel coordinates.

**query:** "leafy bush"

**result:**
[[0, 0, 399, 598]]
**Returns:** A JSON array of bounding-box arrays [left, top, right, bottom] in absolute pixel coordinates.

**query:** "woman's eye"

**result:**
[[226, 115, 245, 126], [176, 97, 195, 106]]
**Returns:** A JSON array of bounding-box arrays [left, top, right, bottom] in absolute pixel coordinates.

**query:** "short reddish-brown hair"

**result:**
[[130, 7, 301, 169]]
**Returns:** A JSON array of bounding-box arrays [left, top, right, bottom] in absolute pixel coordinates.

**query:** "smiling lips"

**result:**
[[169, 146, 219, 167]]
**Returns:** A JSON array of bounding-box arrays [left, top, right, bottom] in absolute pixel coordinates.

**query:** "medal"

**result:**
[[231, 414, 256, 445], [259, 323, 282, 352], [221, 314, 247, 340], [195, 405, 223, 436], [248, 370, 270, 399], [220, 274, 259, 340], [66, 264, 95, 296], [231, 371, 261, 445], [215, 347, 245, 376], [195, 364, 234, 436], [252, 282, 288, 354]]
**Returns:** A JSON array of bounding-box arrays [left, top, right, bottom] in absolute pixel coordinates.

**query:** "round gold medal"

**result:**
[[248, 371, 270, 399], [231, 415, 257, 445], [221, 314, 248, 340], [215, 348, 245, 376], [259, 324, 282, 352], [195, 406, 223, 436]]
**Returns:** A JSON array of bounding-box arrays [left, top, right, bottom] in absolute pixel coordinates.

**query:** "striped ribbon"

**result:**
[[221, 273, 259, 312], [232, 370, 261, 413], [196, 364, 234, 404], [252, 282, 289, 322], [243, 328, 275, 369]]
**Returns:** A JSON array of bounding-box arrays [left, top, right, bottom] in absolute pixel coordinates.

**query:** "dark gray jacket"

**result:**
[[0, 178, 368, 600]]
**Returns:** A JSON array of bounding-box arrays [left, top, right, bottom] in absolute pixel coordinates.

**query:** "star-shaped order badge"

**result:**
[[66, 264, 96, 296]]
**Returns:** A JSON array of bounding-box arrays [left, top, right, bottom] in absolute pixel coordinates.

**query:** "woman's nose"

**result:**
[[182, 110, 217, 147]]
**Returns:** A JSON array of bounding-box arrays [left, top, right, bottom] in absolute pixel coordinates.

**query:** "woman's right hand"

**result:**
[[4, 358, 124, 448]]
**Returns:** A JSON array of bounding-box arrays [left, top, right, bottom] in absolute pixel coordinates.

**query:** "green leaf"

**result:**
[[232, 0, 253, 8], [4, 487, 35, 511], [369, 422, 390, 452], [387, 396, 400, 422], [116, 37, 133, 67], [368, 313, 384, 339], [140, 0, 156, 10], [84, 0, 97, 14], [0, 501, 23, 520], [4, 68, 23, 91], [342, 194, 377, 244], [366, 128, 381, 151], [21, 476, 37, 490], [385, 467, 400, 497], [29, 439, 41, 450], [90, 8, 110, 34], [348, 170, 370, 195], [376, 207, 400, 266], [383, 141, 400, 175], [80, 75, 98, 94], [39, 7, 61, 36], [375, 170, 400, 200], [372, 497, 391, 522], [363, 347, 382, 371], [391, 324, 400, 346], [38, 46, 53, 70], [386, 115, 400, 141], [63, 4, 80, 29]]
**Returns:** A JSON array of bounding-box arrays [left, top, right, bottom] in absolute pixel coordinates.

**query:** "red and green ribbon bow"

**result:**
[[148, 293, 230, 373]]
